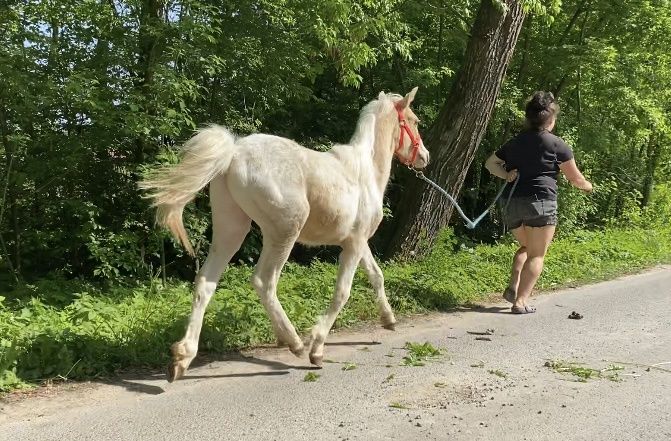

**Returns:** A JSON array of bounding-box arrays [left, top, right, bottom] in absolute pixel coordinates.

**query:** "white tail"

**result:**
[[139, 125, 236, 255]]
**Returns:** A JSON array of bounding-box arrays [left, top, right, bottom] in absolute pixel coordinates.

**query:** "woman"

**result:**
[[485, 91, 593, 314]]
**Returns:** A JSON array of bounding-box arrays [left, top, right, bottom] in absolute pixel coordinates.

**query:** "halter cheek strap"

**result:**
[[395, 106, 422, 166]]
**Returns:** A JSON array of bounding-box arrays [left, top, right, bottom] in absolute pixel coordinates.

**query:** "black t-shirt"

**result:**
[[495, 130, 574, 200]]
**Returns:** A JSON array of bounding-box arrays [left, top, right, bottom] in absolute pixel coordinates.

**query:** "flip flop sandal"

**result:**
[[511, 305, 536, 314], [502, 287, 516, 304]]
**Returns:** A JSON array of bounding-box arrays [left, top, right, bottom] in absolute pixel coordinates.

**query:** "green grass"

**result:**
[[388, 402, 410, 410], [401, 342, 443, 367], [303, 372, 320, 382], [2, 226, 671, 392], [488, 369, 508, 378], [341, 362, 357, 371]]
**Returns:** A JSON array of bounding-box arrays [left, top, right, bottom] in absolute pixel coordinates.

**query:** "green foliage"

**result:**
[[545, 360, 624, 382], [303, 372, 320, 382], [488, 369, 508, 378], [401, 341, 442, 366]]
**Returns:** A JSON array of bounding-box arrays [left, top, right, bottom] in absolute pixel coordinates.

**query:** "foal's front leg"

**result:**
[[308, 242, 364, 366], [360, 246, 396, 330]]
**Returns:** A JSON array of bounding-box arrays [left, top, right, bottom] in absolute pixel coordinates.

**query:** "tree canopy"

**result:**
[[1, 0, 669, 285]]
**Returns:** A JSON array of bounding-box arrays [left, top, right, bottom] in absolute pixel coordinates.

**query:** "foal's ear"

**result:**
[[378, 91, 386, 100], [399, 86, 419, 108]]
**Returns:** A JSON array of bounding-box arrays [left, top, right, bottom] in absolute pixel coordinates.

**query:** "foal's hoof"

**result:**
[[289, 342, 306, 358], [167, 362, 186, 383], [382, 322, 396, 331], [309, 353, 323, 367]]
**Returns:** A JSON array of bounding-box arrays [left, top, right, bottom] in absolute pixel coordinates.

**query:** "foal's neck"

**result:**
[[370, 114, 396, 195]]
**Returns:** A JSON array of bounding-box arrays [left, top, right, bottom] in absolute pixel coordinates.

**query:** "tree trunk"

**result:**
[[0, 98, 21, 282], [641, 134, 660, 208], [134, 0, 165, 163], [385, 0, 525, 258]]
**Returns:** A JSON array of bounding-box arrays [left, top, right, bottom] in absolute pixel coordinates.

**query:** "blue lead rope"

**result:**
[[412, 168, 519, 230]]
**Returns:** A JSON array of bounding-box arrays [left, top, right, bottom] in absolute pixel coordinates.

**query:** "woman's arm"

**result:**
[[559, 159, 593, 192], [485, 153, 518, 182]]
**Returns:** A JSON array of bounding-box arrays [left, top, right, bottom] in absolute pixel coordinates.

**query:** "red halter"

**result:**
[[394, 106, 422, 166]]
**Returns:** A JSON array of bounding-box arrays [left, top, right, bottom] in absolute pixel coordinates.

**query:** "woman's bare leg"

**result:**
[[508, 227, 528, 295], [514, 225, 556, 308]]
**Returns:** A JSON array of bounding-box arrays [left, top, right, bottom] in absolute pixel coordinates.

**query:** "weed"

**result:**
[[389, 402, 410, 410], [342, 362, 357, 371], [545, 360, 624, 382], [401, 341, 442, 367], [488, 369, 508, 378], [383, 374, 395, 383], [304, 372, 321, 382]]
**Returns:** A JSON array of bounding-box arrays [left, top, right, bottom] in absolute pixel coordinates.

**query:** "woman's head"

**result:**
[[525, 91, 559, 131]]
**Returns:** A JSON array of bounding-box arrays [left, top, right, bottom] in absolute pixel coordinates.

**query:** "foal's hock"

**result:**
[[139, 88, 430, 382]]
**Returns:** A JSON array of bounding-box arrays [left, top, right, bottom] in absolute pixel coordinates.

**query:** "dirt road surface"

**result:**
[[2, 268, 670, 441]]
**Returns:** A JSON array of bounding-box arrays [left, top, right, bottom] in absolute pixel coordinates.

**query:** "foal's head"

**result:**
[[377, 87, 430, 169]]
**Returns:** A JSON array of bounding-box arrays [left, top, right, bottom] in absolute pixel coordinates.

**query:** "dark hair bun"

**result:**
[[525, 91, 558, 129], [527, 91, 554, 111]]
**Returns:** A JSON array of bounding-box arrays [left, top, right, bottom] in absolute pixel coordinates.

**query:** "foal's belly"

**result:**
[[298, 198, 359, 246]]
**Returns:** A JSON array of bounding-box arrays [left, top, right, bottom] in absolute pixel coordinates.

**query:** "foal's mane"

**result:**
[[348, 93, 401, 153]]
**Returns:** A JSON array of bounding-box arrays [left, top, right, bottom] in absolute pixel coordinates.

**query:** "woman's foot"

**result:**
[[511, 305, 536, 314], [502, 287, 516, 304]]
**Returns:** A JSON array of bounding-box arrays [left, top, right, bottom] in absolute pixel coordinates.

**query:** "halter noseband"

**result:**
[[394, 105, 422, 166]]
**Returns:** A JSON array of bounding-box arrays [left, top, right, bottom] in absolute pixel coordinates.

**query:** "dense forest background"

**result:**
[[1, 0, 670, 286]]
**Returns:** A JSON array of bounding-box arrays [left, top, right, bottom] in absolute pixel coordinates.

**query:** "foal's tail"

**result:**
[[139, 125, 236, 256]]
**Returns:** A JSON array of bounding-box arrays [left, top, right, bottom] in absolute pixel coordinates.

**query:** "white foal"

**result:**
[[140, 87, 429, 382]]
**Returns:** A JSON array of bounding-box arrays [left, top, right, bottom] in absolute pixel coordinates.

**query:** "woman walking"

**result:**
[[485, 92, 593, 314]]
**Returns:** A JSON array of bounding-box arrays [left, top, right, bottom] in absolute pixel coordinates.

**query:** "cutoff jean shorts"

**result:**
[[502, 196, 558, 229]]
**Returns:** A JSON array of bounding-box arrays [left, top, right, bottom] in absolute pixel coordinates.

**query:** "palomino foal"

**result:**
[[140, 88, 429, 381]]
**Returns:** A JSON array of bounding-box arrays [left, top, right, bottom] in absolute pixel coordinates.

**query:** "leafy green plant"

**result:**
[[389, 402, 410, 410], [401, 342, 442, 367], [544, 360, 624, 382], [341, 362, 357, 371], [488, 369, 508, 378]]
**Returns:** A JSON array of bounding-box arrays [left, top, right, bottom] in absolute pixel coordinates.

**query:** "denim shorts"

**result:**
[[502, 196, 558, 229]]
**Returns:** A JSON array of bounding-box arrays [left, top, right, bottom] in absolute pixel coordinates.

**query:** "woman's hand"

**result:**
[[580, 180, 593, 193], [506, 169, 519, 183]]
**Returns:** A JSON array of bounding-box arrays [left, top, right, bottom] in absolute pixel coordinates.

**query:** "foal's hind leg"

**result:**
[[251, 234, 305, 356], [168, 178, 250, 382], [360, 246, 396, 330], [308, 241, 365, 366]]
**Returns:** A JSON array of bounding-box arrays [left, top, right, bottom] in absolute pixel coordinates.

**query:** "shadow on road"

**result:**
[[103, 351, 321, 395], [325, 341, 382, 346], [458, 305, 511, 314]]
